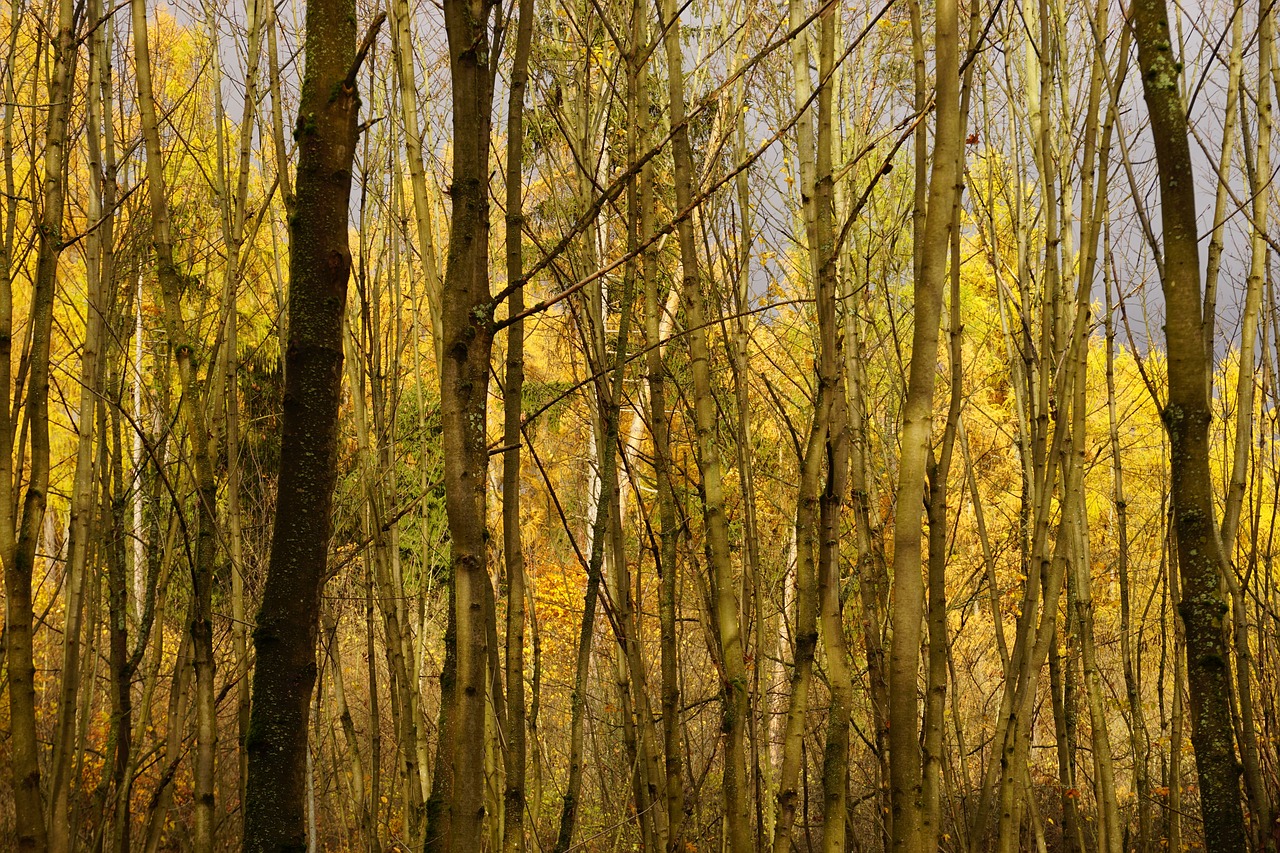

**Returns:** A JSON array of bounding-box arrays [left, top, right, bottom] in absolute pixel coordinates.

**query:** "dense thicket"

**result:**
[[1, 0, 1278, 851]]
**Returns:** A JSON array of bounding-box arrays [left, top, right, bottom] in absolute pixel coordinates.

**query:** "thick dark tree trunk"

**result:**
[[1132, 1, 1248, 848], [243, 7, 379, 851], [426, 0, 497, 848]]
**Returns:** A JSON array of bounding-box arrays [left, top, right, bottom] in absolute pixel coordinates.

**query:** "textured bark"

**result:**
[[427, 0, 498, 845], [243, 3, 374, 850], [1132, 0, 1248, 846]]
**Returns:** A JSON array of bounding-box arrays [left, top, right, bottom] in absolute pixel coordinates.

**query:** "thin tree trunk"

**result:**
[[920, 155, 964, 853], [552, 159, 640, 853], [1200, 0, 1243, 371], [3, 0, 75, 845], [812, 6, 855, 850], [642, 48, 685, 844], [345, 307, 426, 845], [658, 0, 751, 848], [501, 0, 535, 845], [206, 0, 262, 816], [850, 281, 891, 853], [1105, 229, 1153, 852], [105, 377, 135, 853], [770, 1, 822, 846], [322, 606, 378, 852], [48, 0, 110, 837], [1223, 7, 1275, 844], [1166, 507, 1185, 853], [131, 3, 227, 847], [390, 0, 444, 360], [727, 16, 766, 846], [612, 15, 668, 843], [143, 629, 193, 853]]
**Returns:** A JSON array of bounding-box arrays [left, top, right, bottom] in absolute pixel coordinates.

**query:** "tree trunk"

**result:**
[[48, 0, 110, 838], [771, 1, 822, 846], [2, 0, 75, 846], [659, 0, 751, 848], [1132, 0, 1249, 845], [501, 0, 534, 846], [131, 1, 228, 846], [207, 0, 263, 818], [429, 0, 498, 845], [1223, 7, 1275, 844], [888, 0, 960, 847], [244, 4, 377, 850]]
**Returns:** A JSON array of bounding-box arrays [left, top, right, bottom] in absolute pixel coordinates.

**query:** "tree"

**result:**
[[1132, 0, 1249, 846], [887, 0, 962, 847], [2, 0, 76, 847], [243, 6, 382, 851], [425, 0, 499, 846]]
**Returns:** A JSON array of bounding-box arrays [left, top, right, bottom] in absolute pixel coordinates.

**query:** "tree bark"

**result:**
[[888, 0, 961, 848], [659, 0, 751, 848], [244, 5, 378, 851], [1132, 0, 1249, 845], [2, 0, 76, 846], [428, 0, 498, 845], [501, 0, 535, 847], [48, 0, 110, 839]]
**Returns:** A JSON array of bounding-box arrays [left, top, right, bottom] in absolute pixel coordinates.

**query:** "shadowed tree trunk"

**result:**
[[770, 0, 822, 845], [1132, 0, 1248, 846], [243, 6, 382, 851]]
